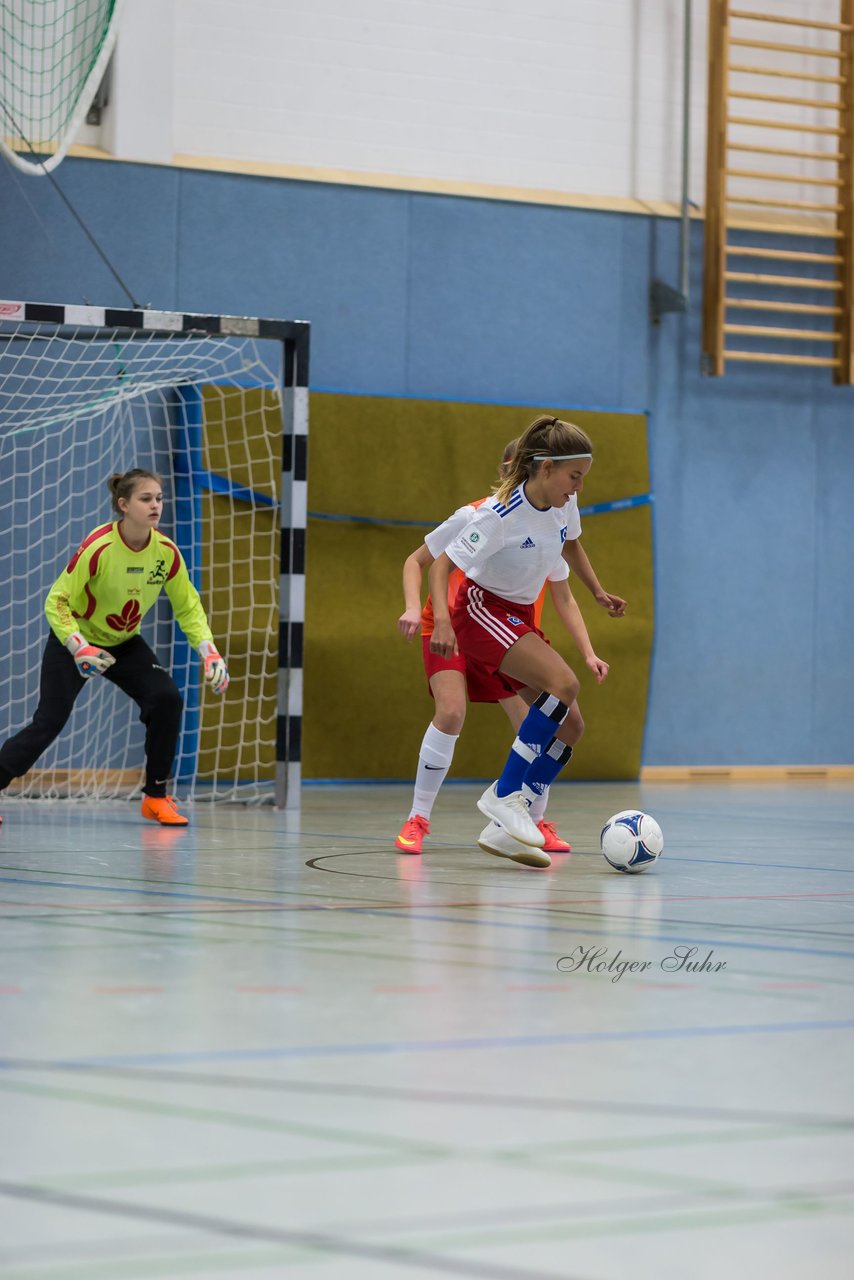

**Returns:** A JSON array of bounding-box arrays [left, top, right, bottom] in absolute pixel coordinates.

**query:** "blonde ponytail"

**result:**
[[493, 415, 593, 505]]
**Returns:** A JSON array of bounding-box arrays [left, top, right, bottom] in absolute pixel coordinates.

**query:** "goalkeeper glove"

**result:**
[[198, 640, 229, 694], [65, 631, 116, 678]]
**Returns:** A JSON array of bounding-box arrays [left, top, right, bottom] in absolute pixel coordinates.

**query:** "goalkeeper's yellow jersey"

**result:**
[[45, 522, 214, 650]]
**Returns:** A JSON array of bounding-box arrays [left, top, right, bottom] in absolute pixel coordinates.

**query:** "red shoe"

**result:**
[[141, 795, 189, 827], [395, 814, 429, 854], [537, 820, 571, 853]]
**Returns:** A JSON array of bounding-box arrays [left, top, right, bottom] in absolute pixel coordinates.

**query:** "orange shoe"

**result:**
[[141, 795, 189, 827], [537, 820, 571, 853], [395, 814, 429, 854]]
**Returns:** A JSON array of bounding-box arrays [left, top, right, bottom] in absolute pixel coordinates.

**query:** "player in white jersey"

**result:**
[[428, 415, 626, 867], [395, 441, 608, 856]]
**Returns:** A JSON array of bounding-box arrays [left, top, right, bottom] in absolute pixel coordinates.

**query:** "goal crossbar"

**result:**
[[0, 300, 309, 809]]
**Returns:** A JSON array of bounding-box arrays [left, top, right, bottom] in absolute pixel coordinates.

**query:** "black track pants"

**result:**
[[0, 632, 183, 797]]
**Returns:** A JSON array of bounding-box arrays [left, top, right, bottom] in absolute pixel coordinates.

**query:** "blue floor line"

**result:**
[[0, 875, 307, 908], [683, 856, 854, 874], [3, 1018, 853, 1071]]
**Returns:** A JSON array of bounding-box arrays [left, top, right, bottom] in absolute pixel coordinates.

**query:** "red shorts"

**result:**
[[451, 579, 545, 703], [422, 634, 466, 684], [421, 630, 527, 705]]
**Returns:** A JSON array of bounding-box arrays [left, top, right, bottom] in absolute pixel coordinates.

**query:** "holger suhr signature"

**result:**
[[556, 945, 727, 983]]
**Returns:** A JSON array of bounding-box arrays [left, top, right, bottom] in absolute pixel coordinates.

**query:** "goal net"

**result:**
[[0, 301, 309, 807], [1, 0, 125, 173]]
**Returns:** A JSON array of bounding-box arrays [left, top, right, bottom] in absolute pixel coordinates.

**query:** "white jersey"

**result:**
[[424, 503, 477, 559], [444, 485, 580, 605]]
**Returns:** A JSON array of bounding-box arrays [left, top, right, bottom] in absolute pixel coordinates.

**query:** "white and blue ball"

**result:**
[[600, 810, 664, 873]]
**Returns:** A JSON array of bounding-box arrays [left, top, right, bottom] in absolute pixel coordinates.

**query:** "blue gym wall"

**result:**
[[2, 156, 852, 766]]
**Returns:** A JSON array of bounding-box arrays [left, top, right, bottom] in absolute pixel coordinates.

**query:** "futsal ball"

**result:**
[[600, 810, 664, 873]]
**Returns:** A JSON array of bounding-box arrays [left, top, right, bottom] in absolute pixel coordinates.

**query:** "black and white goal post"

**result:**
[[277, 325, 310, 810], [0, 301, 309, 810]]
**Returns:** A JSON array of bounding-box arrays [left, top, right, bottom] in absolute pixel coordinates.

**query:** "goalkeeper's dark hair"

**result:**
[[107, 469, 162, 513]]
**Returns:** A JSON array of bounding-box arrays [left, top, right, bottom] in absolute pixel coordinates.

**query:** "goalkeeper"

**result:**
[[0, 469, 228, 827]]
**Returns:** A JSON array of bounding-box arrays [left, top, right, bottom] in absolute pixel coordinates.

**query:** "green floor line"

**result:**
[[34, 1149, 442, 1191], [500, 1121, 851, 1158], [0, 1078, 451, 1159], [2, 916, 239, 946], [14, 1077, 827, 1205], [403, 1191, 854, 1251], [0, 1244, 314, 1280], [500, 1151, 740, 1197], [4, 912, 397, 950], [17, 1081, 835, 1205], [19, 1125, 848, 1204], [0, 941, 190, 953], [4, 1187, 853, 1280]]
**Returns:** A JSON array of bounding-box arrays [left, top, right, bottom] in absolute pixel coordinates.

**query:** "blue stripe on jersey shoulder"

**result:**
[[496, 495, 523, 518], [494, 488, 522, 515], [492, 487, 519, 509]]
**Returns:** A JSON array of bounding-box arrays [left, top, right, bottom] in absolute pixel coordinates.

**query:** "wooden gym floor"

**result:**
[[1, 780, 852, 1279]]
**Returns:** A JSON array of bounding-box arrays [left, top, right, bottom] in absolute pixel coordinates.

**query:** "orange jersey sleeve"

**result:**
[[533, 582, 548, 630]]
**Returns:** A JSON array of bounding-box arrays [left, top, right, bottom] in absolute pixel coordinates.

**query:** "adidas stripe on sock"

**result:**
[[523, 739, 573, 810], [495, 693, 569, 798]]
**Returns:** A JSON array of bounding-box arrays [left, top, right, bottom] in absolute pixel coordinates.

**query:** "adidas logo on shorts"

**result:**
[[519, 537, 536, 549]]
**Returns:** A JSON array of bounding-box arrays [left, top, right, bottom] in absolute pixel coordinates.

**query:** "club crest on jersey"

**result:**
[[106, 600, 143, 632], [507, 615, 523, 626], [519, 537, 536, 549], [146, 558, 167, 585]]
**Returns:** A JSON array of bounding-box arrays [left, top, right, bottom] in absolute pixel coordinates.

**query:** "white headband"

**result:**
[[533, 453, 592, 461]]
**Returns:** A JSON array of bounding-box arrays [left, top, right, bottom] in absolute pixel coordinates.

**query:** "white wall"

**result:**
[[80, 0, 846, 210], [167, 0, 707, 202]]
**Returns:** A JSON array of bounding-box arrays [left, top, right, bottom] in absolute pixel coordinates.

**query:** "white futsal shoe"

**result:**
[[477, 783, 545, 847], [478, 821, 552, 869]]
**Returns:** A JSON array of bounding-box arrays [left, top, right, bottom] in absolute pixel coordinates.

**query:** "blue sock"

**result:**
[[522, 739, 573, 809], [495, 693, 569, 797]]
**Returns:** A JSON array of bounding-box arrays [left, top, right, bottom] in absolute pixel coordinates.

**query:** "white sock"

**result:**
[[410, 723, 458, 820], [528, 785, 549, 824]]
